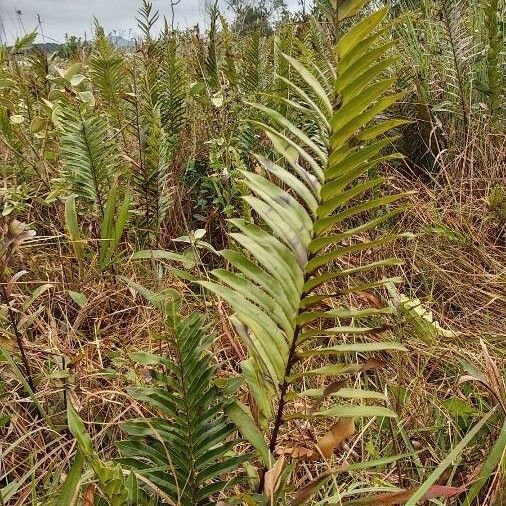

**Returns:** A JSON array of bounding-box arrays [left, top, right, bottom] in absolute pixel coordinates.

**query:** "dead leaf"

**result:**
[[122, 153, 141, 170], [311, 379, 348, 412], [357, 291, 384, 309], [217, 299, 245, 360], [480, 338, 506, 413], [315, 417, 355, 459], [277, 418, 354, 463], [264, 455, 285, 501], [360, 357, 387, 372], [337, 485, 466, 505], [323, 379, 348, 398], [293, 470, 334, 505], [5, 270, 28, 297], [82, 484, 95, 506], [276, 446, 313, 459], [294, 468, 465, 506], [310, 380, 348, 413]]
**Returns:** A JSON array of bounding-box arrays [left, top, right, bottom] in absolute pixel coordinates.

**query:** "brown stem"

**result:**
[[0, 276, 36, 392]]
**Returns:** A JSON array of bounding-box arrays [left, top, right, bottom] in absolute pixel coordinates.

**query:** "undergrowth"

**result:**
[[0, 0, 504, 504]]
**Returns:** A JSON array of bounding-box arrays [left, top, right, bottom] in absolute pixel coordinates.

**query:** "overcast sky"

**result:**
[[0, 0, 299, 44]]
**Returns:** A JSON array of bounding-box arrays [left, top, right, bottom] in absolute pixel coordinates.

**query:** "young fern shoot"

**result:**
[[118, 306, 244, 505], [201, 2, 410, 474]]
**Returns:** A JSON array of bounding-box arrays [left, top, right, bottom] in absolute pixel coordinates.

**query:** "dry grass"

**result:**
[[2, 126, 505, 503]]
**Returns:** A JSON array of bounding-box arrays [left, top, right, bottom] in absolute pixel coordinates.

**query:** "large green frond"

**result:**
[[201, 5, 408, 444]]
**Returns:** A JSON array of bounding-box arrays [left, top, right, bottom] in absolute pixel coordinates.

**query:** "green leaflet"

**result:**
[[297, 388, 388, 402], [53, 451, 84, 506], [300, 342, 407, 357], [225, 400, 272, 467]]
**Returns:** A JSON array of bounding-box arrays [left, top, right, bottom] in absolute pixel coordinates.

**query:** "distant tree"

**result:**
[[225, 0, 288, 34], [56, 34, 91, 59]]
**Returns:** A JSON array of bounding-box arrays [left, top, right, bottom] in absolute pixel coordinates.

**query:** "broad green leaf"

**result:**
[[30, 116, 47, 134], [225, 400, 272, 467], [69, 74, 86, 87], [337, 0, 369, 20], [54, 451, 85, 506], [67, 403, 93, 455]]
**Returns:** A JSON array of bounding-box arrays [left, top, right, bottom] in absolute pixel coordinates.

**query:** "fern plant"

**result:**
[[130, 80, 172, 245], [136, 0, 160, 42], [482, 0, 503, 120], [200, 0, 410, 486], [440, 0, 473, 133], [118, 302, 243, 505], [157, 37, 187, 141], [57, 103, 118, 217], [89, 22, 126, 140]]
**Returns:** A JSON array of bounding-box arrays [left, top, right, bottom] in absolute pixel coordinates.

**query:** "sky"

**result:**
[[0, 0, 299, 44]]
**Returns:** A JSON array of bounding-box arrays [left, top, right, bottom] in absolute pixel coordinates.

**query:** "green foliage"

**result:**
[[66, 403, 134, 506], [56, 34, 91, 59], [227, 0, 287, 35], [64, 182, 130, 273], [10, 31, 37, 55], [129, 38, 183, 244], [1, 1, 504, 505], [90, 23, 126, 109], [157, 38, 186, 140], [57, 103, 119, 215], [118, 307, 243, 505], [483, 0, 503, 119], [205, 2, 221, 90], [201, 5, 409, 478], [132, 93, 172, 244], [136, 0, 160, 41]]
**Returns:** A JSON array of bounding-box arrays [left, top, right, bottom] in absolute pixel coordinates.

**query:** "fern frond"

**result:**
[[240, 28, 262, 97], [200, 4, 408, 461], [136, 0, 160, 42], [157, 37, 187, 140], [482, 0, 503, 118], [440, 0, 473, 130], [220, 14, 239, 87], [57, 105, 117, 215], [90, 23, 125, 107], [134, 104, 172, 243], [118, 312, 243, 505], [205, 1, 220, 90]]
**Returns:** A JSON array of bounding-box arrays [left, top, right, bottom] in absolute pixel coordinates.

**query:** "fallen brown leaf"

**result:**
[[361, 357, 387, 372], [82, 484, 95, 506], [311, 379, 348, 412], [278, 418, 354, 463], [357, 291, 384, 309], [264, 455, 285, 501], [316, 417, 355, 459], [337, 485, 466, 505], [277, 446, 314, 459]]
